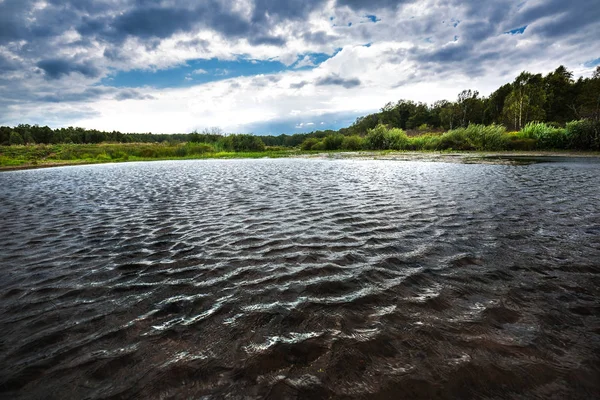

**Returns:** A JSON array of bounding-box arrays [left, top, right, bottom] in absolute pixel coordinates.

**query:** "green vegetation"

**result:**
[[0, 143, 299, 169], [1, 65, 599, 170]]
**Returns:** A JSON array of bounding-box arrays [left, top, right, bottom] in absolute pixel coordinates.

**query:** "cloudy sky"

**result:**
[[0, 0, 599, 134]]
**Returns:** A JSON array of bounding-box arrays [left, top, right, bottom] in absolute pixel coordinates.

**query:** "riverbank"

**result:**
[[2, 144, 599, 171]]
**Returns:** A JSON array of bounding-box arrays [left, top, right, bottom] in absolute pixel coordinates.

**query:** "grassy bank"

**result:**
[[2, 141, 599, 171], [0, 143, 302, 170]]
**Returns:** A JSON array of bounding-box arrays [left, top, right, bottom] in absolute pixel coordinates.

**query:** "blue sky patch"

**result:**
[[505, 25, 528, 35], [584, 57, 600, 68], [243, 112, 363, 135], [101, 53, 335, 88], [292, 51, 340, 69], [365, 15, 380, 23], [102, 58, 287, 88]]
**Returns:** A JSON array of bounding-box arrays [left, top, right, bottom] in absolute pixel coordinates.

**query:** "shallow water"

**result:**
[[1, 158, 599, 399]]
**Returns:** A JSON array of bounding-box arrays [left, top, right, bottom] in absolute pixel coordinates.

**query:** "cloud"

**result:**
[[290, 81, 309, 89], [37, 59, 102, 80], [315, 74, 361, 88], [0, 0, 598, 133], [336, 0, 413, 11], [115, 90, 156, 101], [294, 55, 317, 69]]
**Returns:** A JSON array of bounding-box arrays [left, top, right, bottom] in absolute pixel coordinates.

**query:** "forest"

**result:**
[[1, 65, 599, 153]]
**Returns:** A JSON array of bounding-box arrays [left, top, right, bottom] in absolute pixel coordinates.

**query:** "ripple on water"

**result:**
[[1, 158, 600, 399]]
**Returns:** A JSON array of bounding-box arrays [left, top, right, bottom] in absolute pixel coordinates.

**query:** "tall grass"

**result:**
[[566, 120, 600, 150], [519, 122, 567, 149]]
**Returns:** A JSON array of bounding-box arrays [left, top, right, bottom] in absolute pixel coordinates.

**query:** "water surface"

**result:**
[[1, 159, 599, 399]]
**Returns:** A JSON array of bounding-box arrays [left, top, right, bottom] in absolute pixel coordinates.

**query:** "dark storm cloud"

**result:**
[[409, 42, 502, 78], [315, 75, 361, 88], [248, 35, 288, 46], [336, 0, 413, 11], [0, 0, 599, 128], [0, 0, 34, 44], [251, 0, 329, 23], [37, 59, 102, 79], [513, 0, 600, 38], [76, 2, 252, 42]]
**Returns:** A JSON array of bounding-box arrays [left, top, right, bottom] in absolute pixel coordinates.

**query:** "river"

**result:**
[[1, 158, 599, 399]]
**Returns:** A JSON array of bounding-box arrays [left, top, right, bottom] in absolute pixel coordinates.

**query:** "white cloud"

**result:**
[[293, 55, 316, 69], [63, 42, 485, 133], [1, 0, 599, 133]]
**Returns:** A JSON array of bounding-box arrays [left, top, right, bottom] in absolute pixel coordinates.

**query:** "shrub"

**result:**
[[418, 124, 431, 132], [385, 128, 409, 150], [507, 137, 537, 151], [229, 134, 266, 152], [301, 138, 320, 151], [520, 122, 567, 149], [311, 141, 326, 151], [186, 142, 215, 155], [109, 150, 129, 160], [464, 124, 508, 150], [96, 152, 111, 161], [566, 119, 600, 150], [58, 149, 75, 160], [408, 135, 441, 150], [265, 145, 286, 151], [438, 128, 475, 150], [174, 146, 188, 157], [323, 134, 345, 150], [217, 136, 234, 151], [139, 148, 157, 158], [341, 135, 364, 150], [9, 132, 24, 146], [365, 124, 388, 150]]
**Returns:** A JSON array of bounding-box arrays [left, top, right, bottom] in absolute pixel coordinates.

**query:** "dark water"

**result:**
[[1, 159, 599, 399]]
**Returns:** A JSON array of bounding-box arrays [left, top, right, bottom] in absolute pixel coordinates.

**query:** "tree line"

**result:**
[[339, 65, 599, 135], [1, 65, 599, 150]]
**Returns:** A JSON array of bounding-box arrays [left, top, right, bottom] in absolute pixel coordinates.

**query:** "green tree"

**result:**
[[544, 65, 575, 123], [504, 72, 546, 130], [457, 90, 482, 127], [323, 134, 344, 150], [485, 84, 512, 125], [9, 131, 24, 145]]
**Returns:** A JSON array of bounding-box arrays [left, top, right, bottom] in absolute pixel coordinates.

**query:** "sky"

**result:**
[[0, 0, 599, 135]]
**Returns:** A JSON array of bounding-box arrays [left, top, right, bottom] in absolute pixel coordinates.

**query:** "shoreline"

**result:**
[[2, 151, 599, 172]]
